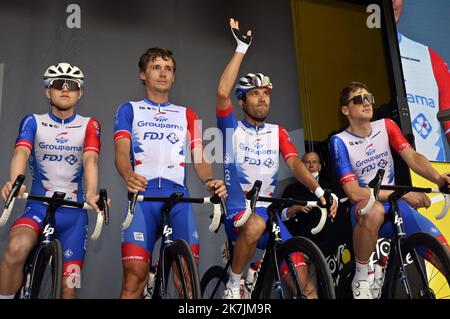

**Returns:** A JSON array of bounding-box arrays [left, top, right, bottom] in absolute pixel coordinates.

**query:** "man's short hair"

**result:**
[[340, 82, 368, 106], [138, 47, 176, 73], [301, 151, 320, 163]]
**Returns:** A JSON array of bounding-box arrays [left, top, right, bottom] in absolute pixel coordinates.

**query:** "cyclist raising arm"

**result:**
[[0, 63, 102, 299], [216, 18, 337, 299], [329, 81, 450, 299]]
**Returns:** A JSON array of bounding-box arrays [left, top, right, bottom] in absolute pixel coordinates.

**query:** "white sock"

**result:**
[[0, 294, 15, 299], [354, 259, 369, 282], [228, 270, 242, 287]]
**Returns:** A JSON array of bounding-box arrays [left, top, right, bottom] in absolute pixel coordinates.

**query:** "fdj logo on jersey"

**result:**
[[361, 163, 376, 174], [43, 154, 62, 161], [244, 156, 261, 166], [143, 132, 164, 140], [55, 132, 69, 144]]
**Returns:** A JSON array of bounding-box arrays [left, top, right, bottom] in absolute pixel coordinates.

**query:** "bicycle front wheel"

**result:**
[[200, 265, 229, 299], [30, 239, 63, 299], [158, 239, 201, 299], [260, 236, 335, 299], [385, 232, 450, 299]]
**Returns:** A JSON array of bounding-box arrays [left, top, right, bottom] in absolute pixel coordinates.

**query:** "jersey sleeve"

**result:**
[[329, 135, 358, 186], [429, 48, 450, 135], [384, 118, 411, 154], [216, 103, 238, 131], [186, 107, 203, 150], [113, 103, 133, 142], [15, 114, 37, 151], [278, 126, 299, 161], [84, 118, 101, 153]]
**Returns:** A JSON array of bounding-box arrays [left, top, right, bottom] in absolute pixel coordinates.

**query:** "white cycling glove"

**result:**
[[231, 26, 252, 54]]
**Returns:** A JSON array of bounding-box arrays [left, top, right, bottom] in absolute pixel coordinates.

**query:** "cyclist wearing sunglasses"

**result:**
[[393, 0, 450, 161], [114, 48, 226, 299], [0, 62, 102, 299], [216, 18, 338, 299], [329, 81, 450, 299]]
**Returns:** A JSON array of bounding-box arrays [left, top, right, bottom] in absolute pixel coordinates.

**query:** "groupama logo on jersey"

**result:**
[[55, 132, 69, 144], [253, 138, 264, 149], [365, 143, 376, 156], [154, 112, 168, 123]]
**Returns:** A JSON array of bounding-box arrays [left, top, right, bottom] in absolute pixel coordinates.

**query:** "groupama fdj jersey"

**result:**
[[15, 112, 101, 202]]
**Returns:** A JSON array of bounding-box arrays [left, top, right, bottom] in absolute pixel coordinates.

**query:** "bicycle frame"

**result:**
[[251, 202, 288, 298], [125, 190, 222, 299], [366, 168, 448, 299], [381, 190, 434, 298], [1, 174, 109, 299], [155, 192, 189, 299], [21, 192, 64, 298]]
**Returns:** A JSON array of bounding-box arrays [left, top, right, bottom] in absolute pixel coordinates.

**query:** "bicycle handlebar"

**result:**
[[233, 180, 329, 235], [1, 175, 109, 240], [378, 184, 450, 220], [121, 191, 225, 233], [357, 169, 450, 220]]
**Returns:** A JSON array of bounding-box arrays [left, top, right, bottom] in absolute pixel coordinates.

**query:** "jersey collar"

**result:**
[[144, 98, 171, 107], [344, 127, 373, 139], [242, 118, 265, 130], [48, 112, 77, 124]]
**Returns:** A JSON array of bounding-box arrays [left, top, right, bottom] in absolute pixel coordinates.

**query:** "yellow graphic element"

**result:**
[[341, 248, 351, 265], [411, 163, 450, 298], [290, 0, 391, 141], [425, 262, 449, 299]]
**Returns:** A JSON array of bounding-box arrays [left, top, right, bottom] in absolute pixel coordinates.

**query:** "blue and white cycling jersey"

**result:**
[[329, 118, 410, 187], [217, 103, 299, 214], [15, 112, 101, 202], [114, 98, 202, 187]]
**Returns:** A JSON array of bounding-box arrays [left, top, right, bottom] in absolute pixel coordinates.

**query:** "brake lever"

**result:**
[[96, 188, 109, 225]]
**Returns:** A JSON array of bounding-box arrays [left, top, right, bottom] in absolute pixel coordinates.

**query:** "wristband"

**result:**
[[314, 187, 325, 199], [281, 208, 290, 221]]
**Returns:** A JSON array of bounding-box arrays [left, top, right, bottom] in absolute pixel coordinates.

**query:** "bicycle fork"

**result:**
[[391, 200, 414, 298]]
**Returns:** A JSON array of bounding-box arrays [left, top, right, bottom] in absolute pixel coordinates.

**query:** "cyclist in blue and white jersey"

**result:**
[[217, 19, 338, 299], [0, 63, 102, 299], [114, 47, 226, 299], [330, 81, 450, 299]]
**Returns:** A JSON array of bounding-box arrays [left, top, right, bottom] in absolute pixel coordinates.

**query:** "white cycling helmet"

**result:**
[[235, 73, 272, 100], [43, 62, 84, 87]]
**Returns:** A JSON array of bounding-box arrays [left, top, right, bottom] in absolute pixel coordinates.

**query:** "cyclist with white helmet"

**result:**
[[216, 18, 338, 299], [0, 63, 102, 299]]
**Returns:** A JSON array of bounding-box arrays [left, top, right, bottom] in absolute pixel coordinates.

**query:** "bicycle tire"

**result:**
[[336, 260, 355, 299], [385, 232, 450, 299], [158, 239, 201, 299], [259, 236, 335, 299], [200, 265, 229, 299], [30, 239, 63, 299]]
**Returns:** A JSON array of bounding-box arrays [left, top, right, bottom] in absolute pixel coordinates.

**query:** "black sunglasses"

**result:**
[[346, 93, 375, 105], [49, 79, 81, 91]]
